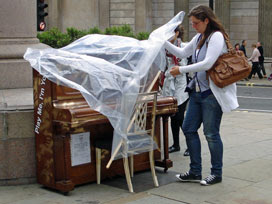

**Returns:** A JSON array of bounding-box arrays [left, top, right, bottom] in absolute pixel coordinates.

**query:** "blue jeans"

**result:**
[[182, 91, 223, 177]]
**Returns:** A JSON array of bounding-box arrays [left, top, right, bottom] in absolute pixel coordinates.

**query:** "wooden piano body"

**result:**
[[33, 70, 177, 193]]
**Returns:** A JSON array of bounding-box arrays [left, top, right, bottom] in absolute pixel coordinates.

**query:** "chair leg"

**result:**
[[129, 155, 134, 178], [96, 148, 101, 184], [149, 150, 159, 187], [123, 157, 134, 193]]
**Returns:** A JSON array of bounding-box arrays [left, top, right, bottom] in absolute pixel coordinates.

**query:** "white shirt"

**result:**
[[248, 48, 260, 62], [164, 31, 239, 112], [162, 40, 189, 105]]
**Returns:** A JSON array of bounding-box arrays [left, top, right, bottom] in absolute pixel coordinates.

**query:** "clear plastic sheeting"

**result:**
[[24, 11, 185, 161]]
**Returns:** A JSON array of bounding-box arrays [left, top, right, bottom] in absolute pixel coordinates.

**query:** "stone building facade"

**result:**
[[46, 0, 271, 57]]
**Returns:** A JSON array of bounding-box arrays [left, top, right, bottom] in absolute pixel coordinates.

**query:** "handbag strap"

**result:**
[[222, 33, 234, 52], [206, 32, 234, 53]]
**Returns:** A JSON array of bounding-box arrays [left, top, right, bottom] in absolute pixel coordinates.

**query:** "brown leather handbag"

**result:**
[[207, 34, 252, 88]]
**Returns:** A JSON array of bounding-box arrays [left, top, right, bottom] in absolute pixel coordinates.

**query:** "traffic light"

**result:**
[[37, 0, 48, 31]]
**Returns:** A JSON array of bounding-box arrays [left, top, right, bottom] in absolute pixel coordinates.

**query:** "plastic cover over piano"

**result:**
[[24, 11, 185, 161]]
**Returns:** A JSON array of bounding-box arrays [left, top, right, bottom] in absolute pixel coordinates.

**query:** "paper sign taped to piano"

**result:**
[[70, 132, 91, 166]]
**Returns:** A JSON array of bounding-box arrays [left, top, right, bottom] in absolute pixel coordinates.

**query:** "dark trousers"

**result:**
[[248, 62, 263, 79], [259, 61, 266, 76], [171, 99, 188, 148]]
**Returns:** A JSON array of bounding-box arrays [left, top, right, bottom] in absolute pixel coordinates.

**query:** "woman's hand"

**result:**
[[170, 66, 180, 77]]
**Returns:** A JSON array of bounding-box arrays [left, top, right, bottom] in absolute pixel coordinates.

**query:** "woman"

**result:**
[[165, 5, 238, 185], [248, 43, 263, 79], [162, 25, 189, 156]]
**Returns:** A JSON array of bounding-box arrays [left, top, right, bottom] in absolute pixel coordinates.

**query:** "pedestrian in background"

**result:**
[[248, 43, 263, 79], [165, 5, 238, 186], [162, 24, 189, 156], [257, 42, 266, 78], [235, 43, 240, 52], [240, 40, 247, 57], [239, 40, 249, 81]]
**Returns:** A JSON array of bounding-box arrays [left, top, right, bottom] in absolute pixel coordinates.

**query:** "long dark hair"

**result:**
[[188, 5, 228, 49], [174, 24, 185, 41]]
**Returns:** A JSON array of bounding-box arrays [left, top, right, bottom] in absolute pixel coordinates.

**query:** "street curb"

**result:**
[[237, 82, 272, 87]]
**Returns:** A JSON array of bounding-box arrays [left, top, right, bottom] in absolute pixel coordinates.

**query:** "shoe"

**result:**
[[245, 78, 249, 81], [200, 175, 222, 186], [183, 149, 190, 156], [169, 145, 180, 153], [176, 172, 202, 183]]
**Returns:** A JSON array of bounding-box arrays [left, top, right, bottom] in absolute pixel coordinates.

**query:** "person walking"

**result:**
[[248, 43, 263, 79], [257, 42, 266, 78], [239, 40, 249, 80], [164, 5, 238, 186], [239, 40, 247, 57], [163, 25, 189, 156]]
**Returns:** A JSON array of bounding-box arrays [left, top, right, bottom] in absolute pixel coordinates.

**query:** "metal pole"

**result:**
[[209, 0, 214, 10]]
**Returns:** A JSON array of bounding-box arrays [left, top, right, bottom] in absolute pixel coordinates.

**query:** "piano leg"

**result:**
[[155, 116, 173, 172], [55, 180, 74, 194], [54, 134, 75, 193]]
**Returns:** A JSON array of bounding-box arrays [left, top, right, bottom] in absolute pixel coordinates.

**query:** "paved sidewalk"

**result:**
[[1, 113, 272, 203]]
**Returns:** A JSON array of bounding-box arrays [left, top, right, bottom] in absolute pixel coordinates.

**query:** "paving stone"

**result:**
[[224, 159, 272, 183], [147, 176, 252, 204], [0, 184, 130, 204], [252, 177, 272, 190], [207, 185, 272, 204], [102, 169, 180, 192], [126, 194, 186, 204]]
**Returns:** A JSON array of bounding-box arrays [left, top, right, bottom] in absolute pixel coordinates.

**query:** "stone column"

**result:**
[[57, 0, 99, 32], [215, 0, 230, 35], [99, 0, 110, 31], [174, 0, 189, 41], [46, 0, 60, 29], [135, 0, 152, 33], [47, 0, 109, 31], [259, 0, 272, 57], [0, 0, 47, 185], [0, 0, 46, 89]]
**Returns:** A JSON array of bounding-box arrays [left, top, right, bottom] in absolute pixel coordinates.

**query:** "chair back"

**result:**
[[125, 91, 158, 154], [133, 92, 157, 136]]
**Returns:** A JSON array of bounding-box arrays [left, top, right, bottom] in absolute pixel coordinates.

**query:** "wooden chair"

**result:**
[[95, 91, 159, 193]]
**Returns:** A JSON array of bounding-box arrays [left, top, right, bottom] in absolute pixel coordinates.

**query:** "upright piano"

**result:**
[[33, 70, 177, 193]]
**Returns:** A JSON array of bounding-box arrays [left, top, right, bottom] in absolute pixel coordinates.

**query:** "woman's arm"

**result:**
[[177, 31, 225, 73], [164, 34, 199, 59]]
